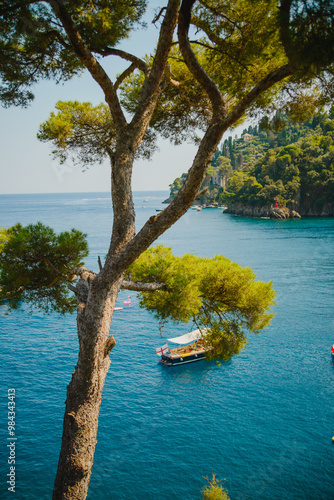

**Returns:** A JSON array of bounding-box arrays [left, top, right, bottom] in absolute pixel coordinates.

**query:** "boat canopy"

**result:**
[[167, 329, 206, 345]]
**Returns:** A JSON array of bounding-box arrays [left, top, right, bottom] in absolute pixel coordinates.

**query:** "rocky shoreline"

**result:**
[[163, 197, 334, 218], [223, 203, 301, 219], [224, 202, 334, 218]]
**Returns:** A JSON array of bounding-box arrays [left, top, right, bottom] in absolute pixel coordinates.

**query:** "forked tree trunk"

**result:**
[[53, 139, 137, 499], [53, 141, 137, 498]]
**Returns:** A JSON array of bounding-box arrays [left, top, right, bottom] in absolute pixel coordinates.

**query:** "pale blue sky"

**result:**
[[0, 2, 240, 195]]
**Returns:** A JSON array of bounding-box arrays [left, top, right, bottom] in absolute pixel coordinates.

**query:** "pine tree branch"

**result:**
[[49, 0, 127, 131], [152, 7, 167, 25], [68, 283, 77, 294], [223, 63, 294, 129], [121, 279, 168, 292], [114, 63, 138, 91], [104, 335, 116, 357], [129, 0, 180, 137], [72, 266, 96, 281], [165, 63, 181, 87], [178, 0, 226, 119], [97, 48, 149, 74]]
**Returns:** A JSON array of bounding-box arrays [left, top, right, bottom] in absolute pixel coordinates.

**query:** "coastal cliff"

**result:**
[[223, 203, 301, 219], [224, 202, 334, 218], [298, 203, 334, 217]]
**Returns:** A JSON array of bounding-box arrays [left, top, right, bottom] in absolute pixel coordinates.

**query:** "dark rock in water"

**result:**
[[290, 210, 302, 219], [271, 207, 300, 219]]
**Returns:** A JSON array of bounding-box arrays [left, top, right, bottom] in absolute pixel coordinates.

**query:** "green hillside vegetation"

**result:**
[[168, 110, 334, 215]]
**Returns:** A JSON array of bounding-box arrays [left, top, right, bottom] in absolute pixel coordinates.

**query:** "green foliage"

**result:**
[[118, 0, 334, 147], [224, 111, 334, 210], [37, 100, 157, 165], [168, 110, 334, 211], [5, 1, 331, 166], [193, 0, 286, 102], [126, 246, 203, 323], [0, 227, 11, 253], [0, 222, 88, 314], [279, 0, 334, 73], [0, 1, 146, 106], [37, 101, 114, 165], [169, 173, 188, 199], [125, 245, 275, 362], [119, 0, 291, 143], [201, 475, 230, 500]]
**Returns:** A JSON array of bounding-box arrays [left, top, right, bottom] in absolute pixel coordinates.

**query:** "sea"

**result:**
[[0, 191, 334, 500]]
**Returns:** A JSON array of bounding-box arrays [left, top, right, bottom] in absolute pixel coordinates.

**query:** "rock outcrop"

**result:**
[[299, 203, 334, 217], [224, 203, 301, 219]]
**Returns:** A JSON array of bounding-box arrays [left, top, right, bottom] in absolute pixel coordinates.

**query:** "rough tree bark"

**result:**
[[53, 274, 120, 498], [49, 0, 295, 498]]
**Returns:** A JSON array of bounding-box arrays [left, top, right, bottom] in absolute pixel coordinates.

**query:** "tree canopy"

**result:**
[[126, 245, 275, 361], [0, 0, 146, 106], [279, 0, 334, 73], [0, 222, 88, 313], [37, 99, 158, 165]]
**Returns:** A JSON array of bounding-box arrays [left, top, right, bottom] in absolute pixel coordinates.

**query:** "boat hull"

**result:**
[[159, 351, 206, 366]]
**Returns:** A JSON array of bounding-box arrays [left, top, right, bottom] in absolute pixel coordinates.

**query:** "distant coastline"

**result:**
[[163, 196, 334, 219], [166, 111, 334, 219], [223, 202, 334, 219]]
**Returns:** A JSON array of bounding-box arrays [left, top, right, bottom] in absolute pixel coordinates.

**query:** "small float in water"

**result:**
[[156, 329, 209, 366], [331, 344, 334, 358], [124, 296, 131, 306]]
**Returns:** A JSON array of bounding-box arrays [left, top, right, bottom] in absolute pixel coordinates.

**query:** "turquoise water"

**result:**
[[1, 192, 334, 499]]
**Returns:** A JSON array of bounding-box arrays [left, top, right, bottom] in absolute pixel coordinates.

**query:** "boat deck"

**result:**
[[168, 348, 206, 359], [160, 343, 207, 366]]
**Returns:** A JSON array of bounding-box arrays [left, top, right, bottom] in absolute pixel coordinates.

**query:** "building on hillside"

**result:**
[[210, 169, 225, 188], [242, 133, 253, 142]]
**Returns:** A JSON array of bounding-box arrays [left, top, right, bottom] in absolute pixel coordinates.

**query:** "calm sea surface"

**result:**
[[1, 191, 334, 500]]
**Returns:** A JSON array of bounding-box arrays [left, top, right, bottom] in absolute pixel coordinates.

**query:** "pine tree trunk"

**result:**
[[53, 140, 136, 499], [53, 281, 120, 499]]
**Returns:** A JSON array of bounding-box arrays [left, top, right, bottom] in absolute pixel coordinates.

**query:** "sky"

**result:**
[[0, 2, 240, 195]]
